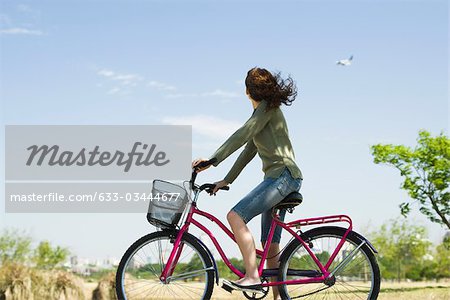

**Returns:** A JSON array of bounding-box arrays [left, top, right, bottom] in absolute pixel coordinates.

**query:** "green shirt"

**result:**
[[209, 100, 303, 184]]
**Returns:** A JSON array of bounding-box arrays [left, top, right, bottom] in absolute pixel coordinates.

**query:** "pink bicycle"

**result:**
[[116, 159, 380, 299]]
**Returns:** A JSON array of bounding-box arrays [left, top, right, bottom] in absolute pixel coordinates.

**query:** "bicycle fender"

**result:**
[[350, 230, 378, 254], [194, 235, 220, 285], [167, 229, 219, 285]]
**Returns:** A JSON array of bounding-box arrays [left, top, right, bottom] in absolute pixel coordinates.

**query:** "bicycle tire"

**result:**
[[115, 230, 215, 300], [278, 226, 380, 300]]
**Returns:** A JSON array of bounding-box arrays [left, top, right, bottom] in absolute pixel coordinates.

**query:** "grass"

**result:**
[[381, 285, 449, 293], [82, 279, 450, 300], [0, 263, 85, 300]]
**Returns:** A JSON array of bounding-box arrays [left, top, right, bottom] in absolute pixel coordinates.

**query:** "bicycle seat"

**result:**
[[273, 192, 303, 212]]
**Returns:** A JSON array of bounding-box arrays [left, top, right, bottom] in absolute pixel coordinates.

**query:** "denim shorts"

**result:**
[[230, 167, 302, 244]]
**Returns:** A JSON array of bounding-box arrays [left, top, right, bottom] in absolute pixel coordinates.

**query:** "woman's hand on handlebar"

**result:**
[[192, 158, 211, 173], [212, 180, 229, 195]]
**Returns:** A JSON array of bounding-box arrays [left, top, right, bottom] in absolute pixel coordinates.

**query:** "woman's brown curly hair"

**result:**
[[245, 67, 298, 111]]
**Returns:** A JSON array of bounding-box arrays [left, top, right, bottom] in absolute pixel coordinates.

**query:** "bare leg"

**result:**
[[227, 211, 260, 285], [262, 242, 282, 300]]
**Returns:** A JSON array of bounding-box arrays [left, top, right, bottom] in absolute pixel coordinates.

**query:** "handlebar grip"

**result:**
[[190, 158, 218, 190], [194, 158, 217, 171], [199, 183, 230, 193]]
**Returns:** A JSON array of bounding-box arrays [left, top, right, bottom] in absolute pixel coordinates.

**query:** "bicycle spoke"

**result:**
[[279, 229, 379, 300], [168, 267, 213, 282], [335, 281, 366, 299], [141, 245, 161, 277], [334, 287, 345, 300], [165, 284, 182, 299], [118, 234, 211, 300], [135, 286, 159, 299], [173, 281, 203, 292]]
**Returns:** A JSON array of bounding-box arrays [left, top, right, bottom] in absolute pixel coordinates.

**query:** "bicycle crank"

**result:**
[[243, 278, 269, 299]]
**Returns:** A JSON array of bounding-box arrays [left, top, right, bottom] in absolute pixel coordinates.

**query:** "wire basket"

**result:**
[[147, 180, 189, 229]]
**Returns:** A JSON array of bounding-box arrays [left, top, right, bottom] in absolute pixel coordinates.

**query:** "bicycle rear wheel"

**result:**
[[115, 230, 215, 300], [278, 226, 380, 300]]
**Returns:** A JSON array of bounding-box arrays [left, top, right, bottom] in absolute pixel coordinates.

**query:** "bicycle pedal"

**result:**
[[221, 283, 234, 293]]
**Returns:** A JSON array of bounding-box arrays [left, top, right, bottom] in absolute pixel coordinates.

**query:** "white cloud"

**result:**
[[17, 4, 33, 13], [0, 5, 43, 36], [165, 93, 199, 99], [162, 115, 241, 140], [107, 87, 121, 95], [16, 4, 41, 19], [0, 27, 43, 35], [201, 89, 240, 98], [97, 69, 143, 86], [165, 89, 241, 100], [147, 80, 176, 91], [98, 69, 115, 77], [96, 68, 180, 96], [95, 68, 239, 101]]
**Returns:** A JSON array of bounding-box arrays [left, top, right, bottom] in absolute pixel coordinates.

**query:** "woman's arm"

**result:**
[[223, 139, 257, 184], [209, 100, 272, 166]]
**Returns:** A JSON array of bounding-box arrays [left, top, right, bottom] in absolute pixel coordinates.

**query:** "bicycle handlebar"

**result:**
[[193, 158, 217, 171], [190, 158, 230, 193], [199, 183, 230, 194]]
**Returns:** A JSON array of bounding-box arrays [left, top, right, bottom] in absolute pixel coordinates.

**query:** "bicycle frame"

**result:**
[[160, 191, 353, 287]]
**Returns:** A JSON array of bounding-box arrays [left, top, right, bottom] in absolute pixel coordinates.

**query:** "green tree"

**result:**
[[434, 234, 450, 279], [185, 255, 203, 272], [0, 229, 32, 264], [215, 258, 244, 280], [371, 130, 450, 229], [370, 218, 431, 281], [216, 260, 234, 279], [33, 240, 69, 270]]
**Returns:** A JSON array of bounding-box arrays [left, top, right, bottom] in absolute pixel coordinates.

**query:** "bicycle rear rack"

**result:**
[[286, 214, 352, 229]]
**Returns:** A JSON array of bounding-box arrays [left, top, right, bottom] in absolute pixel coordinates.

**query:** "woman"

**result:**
[[193, 67, 303, 299]]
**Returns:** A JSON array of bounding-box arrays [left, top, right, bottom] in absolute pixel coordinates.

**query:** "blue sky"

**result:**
[[0, 0, 448, 260]]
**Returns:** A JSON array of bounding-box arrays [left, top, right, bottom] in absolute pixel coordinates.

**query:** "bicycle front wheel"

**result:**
[[115, 230, 215, 300], [278, 226, 380, 300]]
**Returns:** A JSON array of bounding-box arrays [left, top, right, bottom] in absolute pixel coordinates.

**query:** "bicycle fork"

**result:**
[[159, 229, 186, 283]]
